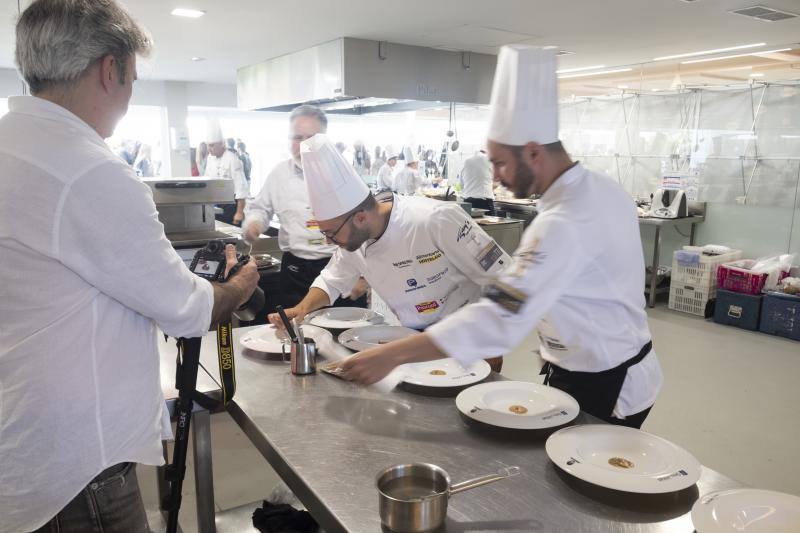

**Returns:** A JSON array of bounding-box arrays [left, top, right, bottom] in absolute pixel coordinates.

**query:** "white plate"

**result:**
[[401, 358, 491, 388], [338, 325, 419, 351], [691, 489, 800, 533], [545, 425, 702, 493], [239, 324, 332, 353], [305, 307, 384, 329], [456, 381, 579, 430]]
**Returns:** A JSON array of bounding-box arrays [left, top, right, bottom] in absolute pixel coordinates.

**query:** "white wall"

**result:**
[[0, 68, 24, 97]]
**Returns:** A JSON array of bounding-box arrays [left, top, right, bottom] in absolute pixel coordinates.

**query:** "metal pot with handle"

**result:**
[[376, 463, 520, 532]]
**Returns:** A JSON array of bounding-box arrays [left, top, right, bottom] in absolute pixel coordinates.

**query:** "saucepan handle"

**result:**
[[449, 466, 520, 495]]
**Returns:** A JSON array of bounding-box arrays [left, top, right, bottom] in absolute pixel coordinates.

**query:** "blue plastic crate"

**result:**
[[759, 292, 800, 341], [714, 289, 762, 331]]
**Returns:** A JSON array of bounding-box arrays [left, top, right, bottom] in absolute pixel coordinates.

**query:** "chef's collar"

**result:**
[[363, 192, 397, 255], [536, 161, 582, 212], [8, 95, 105, 147]]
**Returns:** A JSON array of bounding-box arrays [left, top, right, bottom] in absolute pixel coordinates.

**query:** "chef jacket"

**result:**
[[244, 159, 338, 260], [459, 153, 494, 199], [427, 163, 662, 417], [393, 166, 424, 195], [205, 148, 249, 200], [0, 96, 214, 531], [376, 162, 395, 192], [311, 194, 511, 330]]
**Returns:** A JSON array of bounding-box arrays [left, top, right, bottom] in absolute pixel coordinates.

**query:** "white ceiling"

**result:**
[[1, 0, 799, 85]]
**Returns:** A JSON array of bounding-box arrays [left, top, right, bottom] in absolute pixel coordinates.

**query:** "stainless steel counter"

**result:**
[[159, 326, 742, 533]]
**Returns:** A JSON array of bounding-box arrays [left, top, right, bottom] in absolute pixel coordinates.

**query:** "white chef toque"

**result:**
[[205, 119, 224, 143], [487, 45, 559, 146], [301, 133, 371, 221], [403, 146, 418, 164], [385, 145, 399, 159]]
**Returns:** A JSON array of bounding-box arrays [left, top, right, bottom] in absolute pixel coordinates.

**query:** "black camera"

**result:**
[[189, 239, 264, 321]]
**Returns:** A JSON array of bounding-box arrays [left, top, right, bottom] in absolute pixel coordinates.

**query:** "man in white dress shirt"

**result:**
[[340, 46, 662, 429], [0, 2, 258, 531]]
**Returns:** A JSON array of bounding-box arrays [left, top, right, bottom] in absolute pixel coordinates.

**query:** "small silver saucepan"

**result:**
[[376, 463, 520, 532]]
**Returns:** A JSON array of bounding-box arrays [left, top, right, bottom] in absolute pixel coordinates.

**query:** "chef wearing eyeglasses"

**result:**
[[268, 134, 511, 342], [338, 46, 662, 429], [242, 105, 366, 308]]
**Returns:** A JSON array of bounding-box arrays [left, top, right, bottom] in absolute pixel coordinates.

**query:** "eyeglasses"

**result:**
[[320, 212, 356, 242]]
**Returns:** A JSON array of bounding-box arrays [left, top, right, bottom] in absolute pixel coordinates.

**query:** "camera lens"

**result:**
[[206, 240, 224, 255]]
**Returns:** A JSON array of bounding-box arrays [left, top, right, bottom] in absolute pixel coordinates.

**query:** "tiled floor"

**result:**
[[140, 304, 800, 531]]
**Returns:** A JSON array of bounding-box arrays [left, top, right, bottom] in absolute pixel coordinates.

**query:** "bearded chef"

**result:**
[[393, 147, 424, 195], [340, 45, 662, 429], [376, 146, 399, 193], [268, 134, 511, 350], [204, 120, 249, 225]]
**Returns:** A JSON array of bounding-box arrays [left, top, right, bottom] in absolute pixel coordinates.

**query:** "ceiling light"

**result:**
[[653, 43, 766, 61], [171, 8, 206, 18], [558, 67, 632, 79], [750, 72, 765, 77], [681, 47, 792, 64], [556, 64, 606, 74], [617, 84, 629, 89], [191, 56, 205, 62]]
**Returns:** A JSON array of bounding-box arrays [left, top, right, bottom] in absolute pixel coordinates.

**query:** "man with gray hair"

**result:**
[[0, 1, 259, 531], [243, 105, 367, 308]]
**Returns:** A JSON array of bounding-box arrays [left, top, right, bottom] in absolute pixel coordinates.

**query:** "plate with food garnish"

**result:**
[[338, 325, 420, 352], [456, 381, 579, 430], [545, 425, 701, 493], [399, 358, 491, 396]]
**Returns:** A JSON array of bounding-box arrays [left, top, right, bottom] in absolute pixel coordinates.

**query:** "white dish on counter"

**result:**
[[545, 425, 702, 494], [239, 324, 332, 353], [456, 381, 579, 430], [691, 489, 800, 533], [402, 359, 490, 388], [305, 307, 384, 329], [338, 325, 419, 351]]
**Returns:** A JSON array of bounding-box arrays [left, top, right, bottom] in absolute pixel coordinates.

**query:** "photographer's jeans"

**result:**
[[32, 462, 149, 533]]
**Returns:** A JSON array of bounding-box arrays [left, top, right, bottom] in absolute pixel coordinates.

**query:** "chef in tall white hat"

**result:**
[[268, 134, 511, 368], [339, 45, 662, 429], [204, 119, 249, 225], [375, 145, 399, 192], [393, 146, 424, 195]]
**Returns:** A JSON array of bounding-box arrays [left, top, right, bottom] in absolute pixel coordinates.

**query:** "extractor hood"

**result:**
[[237, 38, 497, 114]]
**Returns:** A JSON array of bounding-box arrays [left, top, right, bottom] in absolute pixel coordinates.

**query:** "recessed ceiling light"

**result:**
[[171, 8, 206, 18], [617, 84, 629, 89], [651, 88, 660, 92], [191, 56, 205, 62], [681, 47, 792, 64], [653, 43, 766, 61], [556, 64, 606, 74], [750, 72, 765, 77], [558, 67, 632, 79]]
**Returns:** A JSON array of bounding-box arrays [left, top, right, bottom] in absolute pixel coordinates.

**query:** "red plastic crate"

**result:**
[[717, 260, 789, 295]]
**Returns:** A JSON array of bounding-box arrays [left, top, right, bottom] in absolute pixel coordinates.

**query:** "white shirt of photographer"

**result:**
[[311, 194, 511, 330], [205, 148, 250, 200], [0, 96, 214, 532]]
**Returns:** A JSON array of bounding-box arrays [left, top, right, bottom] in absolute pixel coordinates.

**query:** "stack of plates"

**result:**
[[305, 307, 384, 330], [545, 425, 702, 493], [455, 381, 580, 430], [691, 489, 800, 533], [239, 324, 332, 354], [338, 325, 419, 351]]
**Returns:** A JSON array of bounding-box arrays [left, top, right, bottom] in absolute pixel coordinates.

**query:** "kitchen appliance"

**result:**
[[376, 463, 520, 533], [142, 177, 235, 247], [649, 188, 688, 219]]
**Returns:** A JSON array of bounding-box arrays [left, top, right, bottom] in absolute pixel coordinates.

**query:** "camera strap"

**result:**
[[215, 320, 236, 405]]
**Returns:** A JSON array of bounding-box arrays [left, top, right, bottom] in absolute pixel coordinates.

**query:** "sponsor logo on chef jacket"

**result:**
[[415, 300, 440, 314], [426, 267, 449, 285], [416, 250, 443, 265], [405, 278, 427, 293], [456, 220, 474, 242], [393, 259, 413, 269]]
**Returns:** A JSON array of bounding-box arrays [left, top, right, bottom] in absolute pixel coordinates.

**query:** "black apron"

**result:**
[[279, 251, 368, 310], [540, 341, 653, 428]]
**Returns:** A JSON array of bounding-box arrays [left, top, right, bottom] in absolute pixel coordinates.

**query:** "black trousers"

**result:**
[[464, 197, 495, 215], [279, 251, 368, 310], [542, 342, 654, 429], [215, 203, 239, 226]]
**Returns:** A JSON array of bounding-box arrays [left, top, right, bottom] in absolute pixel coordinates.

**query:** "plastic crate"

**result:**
[[759, 292, 800, 341], [717, 260, 790, 295], [669, 282, 715, 317], [671, 247, 742, 286], [713, 289, 763, 331]]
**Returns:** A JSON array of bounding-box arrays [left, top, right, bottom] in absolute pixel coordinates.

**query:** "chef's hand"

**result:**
[[339, 346, 401, 385], [346, 277, 369, 301], [267, 306, 308, 330], [233, 211, 244, 226], [243, 221, 263, 243]]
